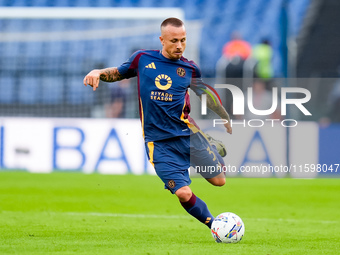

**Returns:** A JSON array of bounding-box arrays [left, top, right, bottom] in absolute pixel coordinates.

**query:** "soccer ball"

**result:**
[[211, 212, 245, 243]]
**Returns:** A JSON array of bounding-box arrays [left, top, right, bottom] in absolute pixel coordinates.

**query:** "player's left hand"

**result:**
[[225, 122, 232, 134]]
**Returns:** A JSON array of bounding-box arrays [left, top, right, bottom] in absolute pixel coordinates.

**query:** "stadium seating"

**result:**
[[0, 77, 15, 103], [0, 0, 310, 106]]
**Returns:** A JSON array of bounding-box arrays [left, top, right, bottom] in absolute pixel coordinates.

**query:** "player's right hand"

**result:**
[[83, 69, 101, 91]]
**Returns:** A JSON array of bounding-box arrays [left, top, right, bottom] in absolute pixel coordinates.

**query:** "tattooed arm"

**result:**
[[83, 67, 123, 91], [202, 90, 232, 134]]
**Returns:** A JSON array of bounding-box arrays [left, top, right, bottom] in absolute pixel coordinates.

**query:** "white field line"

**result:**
[[65, 212, 190, 219], [248, 217, 338, 224], [2, 211, 339, 224], [65, 212, 339, 224]]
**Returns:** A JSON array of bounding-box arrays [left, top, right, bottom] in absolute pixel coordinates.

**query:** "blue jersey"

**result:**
[[117, 50, 205, 142]]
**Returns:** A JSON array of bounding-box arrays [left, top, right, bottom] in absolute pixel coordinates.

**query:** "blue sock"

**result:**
[[180, 193, 214, 228]]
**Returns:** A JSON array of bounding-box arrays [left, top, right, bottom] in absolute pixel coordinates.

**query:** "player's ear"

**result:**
[[159, 36, 164, 46]]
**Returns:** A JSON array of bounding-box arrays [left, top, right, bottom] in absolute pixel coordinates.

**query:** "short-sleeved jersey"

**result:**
[[117, 50, 205, 142]]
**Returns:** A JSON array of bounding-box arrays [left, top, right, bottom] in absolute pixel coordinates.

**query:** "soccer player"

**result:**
[[83, 17, 232, 229]]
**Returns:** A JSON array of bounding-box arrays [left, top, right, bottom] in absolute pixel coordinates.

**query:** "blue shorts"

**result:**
[[145, 132, 224, 194], [190, 131, 225, 179]]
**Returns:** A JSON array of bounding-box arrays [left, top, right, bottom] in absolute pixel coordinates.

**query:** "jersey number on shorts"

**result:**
[[206, 146, 217, 161]]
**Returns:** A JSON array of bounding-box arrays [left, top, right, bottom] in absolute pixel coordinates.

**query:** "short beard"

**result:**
[[171, 53, 181, 60]]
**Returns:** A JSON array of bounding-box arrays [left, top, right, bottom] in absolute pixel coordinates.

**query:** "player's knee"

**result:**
[[210, 177, 226, 187], [175, 186, 192, 202], [215, 178, 226, 187]]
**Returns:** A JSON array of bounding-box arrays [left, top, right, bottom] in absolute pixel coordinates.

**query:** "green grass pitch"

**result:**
[[0, 172, 339, 255]]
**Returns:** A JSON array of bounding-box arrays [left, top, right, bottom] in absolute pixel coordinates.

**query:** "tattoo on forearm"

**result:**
[[100, 67, 123, 82], [206, 94, 231, 122]]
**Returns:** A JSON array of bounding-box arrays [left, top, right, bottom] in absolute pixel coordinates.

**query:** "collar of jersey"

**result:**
[[159, 50, 181, 62]]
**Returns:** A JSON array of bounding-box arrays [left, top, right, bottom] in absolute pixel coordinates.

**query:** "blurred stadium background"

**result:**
[[1, 2, 340, 254], [0, 0, 311, 117], [0, 0, 339, 177]]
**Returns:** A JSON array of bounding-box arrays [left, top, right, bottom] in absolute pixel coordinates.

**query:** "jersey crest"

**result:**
[[177, 67, 186, 77]]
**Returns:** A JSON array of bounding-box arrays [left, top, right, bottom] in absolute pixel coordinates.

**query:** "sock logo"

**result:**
[[168, 180, 176, 189]]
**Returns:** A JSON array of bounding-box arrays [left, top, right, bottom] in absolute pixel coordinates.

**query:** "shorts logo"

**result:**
[[168, 180, 176, 189], [177, 67, 186, 77], [155, 74, 172, 90]]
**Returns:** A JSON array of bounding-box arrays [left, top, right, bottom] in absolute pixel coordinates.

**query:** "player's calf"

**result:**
[[177, 187, 215, 228]]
